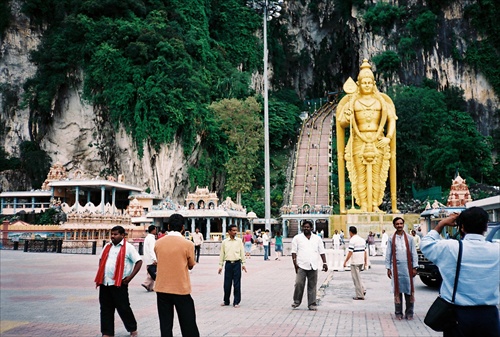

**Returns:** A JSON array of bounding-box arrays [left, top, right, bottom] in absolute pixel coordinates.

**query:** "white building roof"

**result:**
[[0, 191, 52, 198], [49, 179, 143, 192], [147, 209, 248, 219], [466, 196, 500, 210]]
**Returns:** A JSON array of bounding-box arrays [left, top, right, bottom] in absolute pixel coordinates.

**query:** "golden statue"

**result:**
[[336, 59, 398, 213]]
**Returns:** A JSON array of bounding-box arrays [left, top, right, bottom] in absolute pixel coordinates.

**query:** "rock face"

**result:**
[[0, 2, 200, 200], [0, 0, 498, 197], [284, 0, 499, 135]]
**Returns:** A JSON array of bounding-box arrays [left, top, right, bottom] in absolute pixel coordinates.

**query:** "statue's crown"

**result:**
[[358, 59, 374, 80]]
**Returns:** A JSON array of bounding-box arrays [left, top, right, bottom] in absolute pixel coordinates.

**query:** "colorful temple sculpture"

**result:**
[[446, 173, 472, 207], [147, 186, 249, 240]]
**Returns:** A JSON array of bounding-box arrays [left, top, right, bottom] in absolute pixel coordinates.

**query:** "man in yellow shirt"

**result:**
[[218, 224, 247, 308], [155, 214, 199, 337]]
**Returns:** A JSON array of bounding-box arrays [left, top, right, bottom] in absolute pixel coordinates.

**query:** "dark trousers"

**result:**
[[157, 292, 200, 337], [394, 293, 414, 318], [194, 245, 201, 262], [293, 268, 318, 307], [223, 261, 241, 305], [444, 305, 500, 337], [99, 284, 137, 336]]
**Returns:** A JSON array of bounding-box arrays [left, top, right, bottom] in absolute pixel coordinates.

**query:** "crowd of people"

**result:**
[[94, 206, 499, 337]]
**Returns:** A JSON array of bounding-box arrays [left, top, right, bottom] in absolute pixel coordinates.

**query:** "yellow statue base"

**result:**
[[329, 213, 419, 239]]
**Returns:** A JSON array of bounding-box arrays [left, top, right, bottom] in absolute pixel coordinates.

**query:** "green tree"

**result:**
[[406, 10, 437, 50], [372, 50, 401, 83], [425, 110, 493, 186], [209, 97, 263, 204], [390, 85, 494, 192], [363, 3, 404, 35], [19, 141, 52, 189]]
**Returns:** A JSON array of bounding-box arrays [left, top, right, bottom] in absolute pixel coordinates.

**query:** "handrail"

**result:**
[[288, 119, 306, 204]]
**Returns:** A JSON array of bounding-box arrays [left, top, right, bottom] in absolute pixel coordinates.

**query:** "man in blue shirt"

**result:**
[[420, 207, 500, 337]]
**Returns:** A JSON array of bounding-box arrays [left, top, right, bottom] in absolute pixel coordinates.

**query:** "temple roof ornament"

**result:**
[[185, 186, 219, 209], [220, 197, 244, 212], [41, 162, 68, 190], [126, 198, 144, 217], [446, 173, 473, 207]]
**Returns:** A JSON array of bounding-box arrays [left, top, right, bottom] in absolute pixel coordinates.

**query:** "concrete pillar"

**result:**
[[191, 218, 195, 234], [206, 218, 211, 240], [222, 218, 227, 240], [75, 186, 80, 211], [111, 187, 116, 214], [283, 219, 287, 238], [13, 197, 17, 214], [100, 186, 105, 213], [31, 197, 35, 211]]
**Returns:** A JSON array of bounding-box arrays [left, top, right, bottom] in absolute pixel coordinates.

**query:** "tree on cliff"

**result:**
[[209, 97, 263, 205]]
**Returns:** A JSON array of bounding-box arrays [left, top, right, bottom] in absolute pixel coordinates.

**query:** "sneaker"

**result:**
[[308, 305, 318, 311]]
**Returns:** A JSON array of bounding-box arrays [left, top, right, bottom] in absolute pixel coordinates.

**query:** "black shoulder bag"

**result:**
[[424, 239, 462, 331]]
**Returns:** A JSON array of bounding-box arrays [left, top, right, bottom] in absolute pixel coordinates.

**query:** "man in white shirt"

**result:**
[[381, 229, 389, 257], [192, 228, 204, 263], [344, 226, 367, 300], [291, 220, 328, 311], [332, 230, 341, 250], [141, 225, 157, 292], [262, 229, 270, 261]]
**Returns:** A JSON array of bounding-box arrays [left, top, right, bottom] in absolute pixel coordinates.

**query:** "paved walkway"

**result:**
[[0, 250, 440, 336]]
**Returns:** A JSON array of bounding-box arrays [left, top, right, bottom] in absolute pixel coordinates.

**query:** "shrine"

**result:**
[[446, 173, 472, 207], [419, 173, 474, 235], [0, 163, 150, 245], [146, 186, 250, 241]]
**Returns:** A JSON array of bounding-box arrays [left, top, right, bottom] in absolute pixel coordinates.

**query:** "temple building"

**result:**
[[1, 163, 149, 242], [419, 173, 474, 235], [146, 186, 250, 240]]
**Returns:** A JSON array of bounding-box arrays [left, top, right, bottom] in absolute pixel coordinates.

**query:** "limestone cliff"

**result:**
[[0, 2, 200, 199], [284, 0, 498, 135]]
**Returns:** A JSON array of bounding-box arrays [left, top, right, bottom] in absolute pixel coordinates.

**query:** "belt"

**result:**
[[226, 260, 241, 263]]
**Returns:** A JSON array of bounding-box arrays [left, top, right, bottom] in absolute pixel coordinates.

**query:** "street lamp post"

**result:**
[[247, 0, 283, 232]]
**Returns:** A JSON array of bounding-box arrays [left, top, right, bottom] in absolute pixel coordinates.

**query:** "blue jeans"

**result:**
[[264, 245, 269, 260], [223, 261, 242, 305]]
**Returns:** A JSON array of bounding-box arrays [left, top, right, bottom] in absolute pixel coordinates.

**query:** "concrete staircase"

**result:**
[[287, 102, 336, 237]]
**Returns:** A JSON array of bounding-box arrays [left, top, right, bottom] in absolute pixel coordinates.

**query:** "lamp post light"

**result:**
[[247, 211, 257, 234], [247, 0, 283, 232]]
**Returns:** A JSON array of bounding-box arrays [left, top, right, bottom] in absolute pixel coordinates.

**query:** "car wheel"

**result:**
[[419, 275, 442, 288]]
